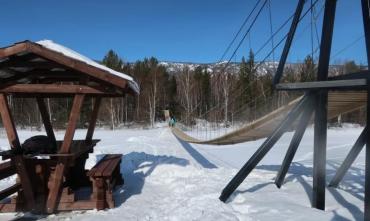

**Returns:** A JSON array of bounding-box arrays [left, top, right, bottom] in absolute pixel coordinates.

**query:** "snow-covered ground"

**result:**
[[0, 124, 366, 220]]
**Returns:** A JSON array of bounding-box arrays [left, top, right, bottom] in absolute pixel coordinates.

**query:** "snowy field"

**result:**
[[0, 124, 366, 220]]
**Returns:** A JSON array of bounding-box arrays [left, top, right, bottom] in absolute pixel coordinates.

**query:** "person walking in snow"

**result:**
[[169, 116, 176, 127]]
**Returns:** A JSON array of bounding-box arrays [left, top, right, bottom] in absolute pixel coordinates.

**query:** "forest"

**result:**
[[5, 49, 367, 130]]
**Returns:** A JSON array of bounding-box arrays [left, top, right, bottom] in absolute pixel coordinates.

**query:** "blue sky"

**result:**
[[0, 0, 367, 64]]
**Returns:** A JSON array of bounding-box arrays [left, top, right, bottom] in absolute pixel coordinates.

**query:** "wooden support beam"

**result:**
[[0, 84, 108, 95], [0, 94, 21, 148], [36, 98, 57, 147], [0, 43, 28, 59], [219, 95, 309, 202], [328, 126, 367, 188], [275, 101, 314, 188], [0, 61, 64, 69], [276, 79, 367, 91], [362, 0, 370, 67], [60, 94, 85, 153], [366, 80, 370, 221], [273, 0, 305, 85], [0, 161, 16, 180], [362, 0, 370, 219], [11, 93, 122, 99], [328, 71, 370, 81], [312, 0, 337, 210], [46, 94, 85, 213], [86, 97, 102, 143], [0, 183, 21, 200], [0, 53, 39, 64], [0, 72, 29, 85], [0, 94, 35, 210]]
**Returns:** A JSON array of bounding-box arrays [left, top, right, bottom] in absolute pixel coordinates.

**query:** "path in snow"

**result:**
[[0, 125, 366, 220]]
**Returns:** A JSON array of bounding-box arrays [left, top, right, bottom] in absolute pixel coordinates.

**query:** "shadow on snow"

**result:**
[[110, 151, 189, 206], [227, 162, 364, 221], [174, 136, 217, 169]]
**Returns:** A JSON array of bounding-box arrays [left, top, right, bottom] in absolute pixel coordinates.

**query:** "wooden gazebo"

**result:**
[[0, 40, 139, 213]]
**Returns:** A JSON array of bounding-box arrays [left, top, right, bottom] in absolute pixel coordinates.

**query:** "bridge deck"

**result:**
[[172, 91, 366, 145]]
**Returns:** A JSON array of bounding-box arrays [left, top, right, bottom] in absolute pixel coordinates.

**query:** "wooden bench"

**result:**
[[87, 154, 123, 210]]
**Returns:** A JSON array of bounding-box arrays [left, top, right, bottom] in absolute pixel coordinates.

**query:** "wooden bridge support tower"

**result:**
[[220, 0, 370, 220]]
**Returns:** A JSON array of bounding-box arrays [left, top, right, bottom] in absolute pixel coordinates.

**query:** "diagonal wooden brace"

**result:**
[[46, 94, 85, 213], [328, 126, 367, 188], [275, 100, 314, 188], [219, 94, 311, 202], [0, 94, 36, 210]]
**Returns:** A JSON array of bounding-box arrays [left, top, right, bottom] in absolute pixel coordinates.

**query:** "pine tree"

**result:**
[[167, 75, 178, 116], [201, 67, 211, 114], [102, 50, 124, 129], [102, 50, 123, 71], [239, 56, 248, 104], [343, 60, 359, 74], [300, 55, 315, 82]]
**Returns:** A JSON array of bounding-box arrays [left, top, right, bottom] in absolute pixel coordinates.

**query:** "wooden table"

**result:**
[[0, 139, 100, 213]]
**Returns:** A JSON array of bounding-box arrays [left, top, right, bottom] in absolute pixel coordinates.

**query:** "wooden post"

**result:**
[[86, 97, 102, 143], [361, 0, 370, 66], [0, 93, 36, 210], [275, 101, 314, 188], [312, 0, 337, 210], [366, 80, 370, 221], [46, 94, 85, 213], [362, 0, 370, 220], [36, 97, 57, 147]]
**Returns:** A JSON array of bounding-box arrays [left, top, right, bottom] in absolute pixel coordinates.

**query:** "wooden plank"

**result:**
[[0, 84, 108, 94], [94, 157, 114, 177], [0, 93, 35, 209], [102, 155, 121, 177], [87, 154, 121, 177], [86, 97, 102, 142], [27, 43, 128, 90], [0, 72, 30, 85], [0, 51, 38, 64], [46, 94, 85, 213], [0, 42, 28, 59], [95, 178, 106, 210], [0, 161, 16, 180], [36, 98, 57, 147], [276, 79, 367, 91], [0, 60, 64, 69], [328, 71, 370, 81], [56, 200, 96, 211], [0, 183, 21, 200], [0, 202, 17, 213]]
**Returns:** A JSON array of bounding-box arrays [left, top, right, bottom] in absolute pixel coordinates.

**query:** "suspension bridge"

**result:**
[[173, 91, 366, 145], [172, 0, 370, 220]]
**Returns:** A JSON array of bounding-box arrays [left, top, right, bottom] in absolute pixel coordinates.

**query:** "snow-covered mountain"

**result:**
[[158, 61, 291, 75]]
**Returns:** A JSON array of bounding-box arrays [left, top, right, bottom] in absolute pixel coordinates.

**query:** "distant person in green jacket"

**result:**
[[169, 116, 176, 127]]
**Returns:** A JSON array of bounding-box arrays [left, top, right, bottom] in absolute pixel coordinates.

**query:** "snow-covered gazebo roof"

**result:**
[[0, 40, 139, 96]]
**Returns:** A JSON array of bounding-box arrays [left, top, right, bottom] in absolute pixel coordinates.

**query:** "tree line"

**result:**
[[3, 49, 367, 130]]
